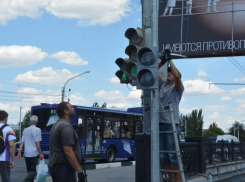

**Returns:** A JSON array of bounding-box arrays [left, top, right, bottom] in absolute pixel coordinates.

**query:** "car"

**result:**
[[15, 141, 24, 156]]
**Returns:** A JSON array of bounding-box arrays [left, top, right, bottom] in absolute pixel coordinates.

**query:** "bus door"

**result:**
[[85, 115, 103, 159]]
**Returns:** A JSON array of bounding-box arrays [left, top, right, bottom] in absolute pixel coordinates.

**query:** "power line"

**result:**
[[227, 57, 245, 75], [230, 57, 245, 72], [0, 90, 61, 96]]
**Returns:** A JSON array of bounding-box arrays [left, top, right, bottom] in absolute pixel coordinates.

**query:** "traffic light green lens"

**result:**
[[122, 73, 127, 81], [130, 65, 137, 78]]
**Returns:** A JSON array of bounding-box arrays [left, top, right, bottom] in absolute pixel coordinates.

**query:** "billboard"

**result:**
[[159, 0, 245, 57]]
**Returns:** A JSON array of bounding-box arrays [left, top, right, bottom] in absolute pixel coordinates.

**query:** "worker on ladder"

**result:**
[[158, 53, 184, 182]]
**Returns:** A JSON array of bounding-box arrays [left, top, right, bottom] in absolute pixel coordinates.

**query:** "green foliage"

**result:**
[[203, 122, 225, 139], [92, 102, 107, 108], [180, 109, 204, 137], [101, 102, 107, 108], [227, 121, 245, 142], [15, 110, 30, 141]]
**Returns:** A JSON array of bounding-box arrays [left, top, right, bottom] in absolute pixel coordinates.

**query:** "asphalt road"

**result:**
[[7, 157, 135, 182]]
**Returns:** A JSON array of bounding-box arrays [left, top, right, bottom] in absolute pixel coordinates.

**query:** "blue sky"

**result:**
[[0, 0, 245, 132]]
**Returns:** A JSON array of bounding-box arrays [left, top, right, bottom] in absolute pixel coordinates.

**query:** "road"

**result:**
[[9, 157, 135, 182]]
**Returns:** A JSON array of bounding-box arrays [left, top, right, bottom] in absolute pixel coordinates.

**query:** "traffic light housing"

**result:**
[[115, 28, 145, 86], [137, 46, 159, 90]]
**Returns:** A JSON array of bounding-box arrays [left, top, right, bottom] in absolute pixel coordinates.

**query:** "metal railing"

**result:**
[[179, 137, 245, 177]]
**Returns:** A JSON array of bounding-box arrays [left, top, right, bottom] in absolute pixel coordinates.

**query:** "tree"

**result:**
[[92, 102, 100, 107], [227, 121, 245, 142], [92, 102, 107, 108], [15, 110, 30, 141], [203, 122, 225, 139], [101, 102, 107, 108], [180, 109, 204, 137]]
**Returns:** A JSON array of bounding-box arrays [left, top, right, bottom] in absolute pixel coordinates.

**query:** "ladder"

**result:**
[[159, 102, 185, 182]]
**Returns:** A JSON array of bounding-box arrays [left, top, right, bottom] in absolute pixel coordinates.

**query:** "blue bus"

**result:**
[[31, 103, 143, 162]]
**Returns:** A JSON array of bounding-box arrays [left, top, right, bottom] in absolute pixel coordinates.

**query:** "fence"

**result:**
[[180, 137, 245, 177]]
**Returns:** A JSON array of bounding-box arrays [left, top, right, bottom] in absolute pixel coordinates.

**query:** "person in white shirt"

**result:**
[[0, 110, 16, 182], [17, 115, 44, 182]]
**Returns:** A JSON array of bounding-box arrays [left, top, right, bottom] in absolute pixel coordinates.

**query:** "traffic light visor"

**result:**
[[125, 28, 143, 44]]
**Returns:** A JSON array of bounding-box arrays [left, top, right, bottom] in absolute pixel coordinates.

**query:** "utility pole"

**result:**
[[19, 107, 22, 142], [151, 0, 160, 181]]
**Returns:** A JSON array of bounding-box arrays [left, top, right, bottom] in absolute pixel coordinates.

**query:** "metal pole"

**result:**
[[238, 126, 239, 141], [61, 71, 90, 102], [19, 107, 22, 142], [185, 120, 187, 136], [151, 0, 160, 181]]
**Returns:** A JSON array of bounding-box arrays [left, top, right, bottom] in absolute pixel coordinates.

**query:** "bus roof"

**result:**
[[31, 104, 143, 116]]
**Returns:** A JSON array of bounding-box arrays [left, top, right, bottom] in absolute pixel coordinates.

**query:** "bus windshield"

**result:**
[[33, 108, 57, 130]]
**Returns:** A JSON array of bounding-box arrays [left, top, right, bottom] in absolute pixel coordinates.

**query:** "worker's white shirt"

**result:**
[[21, 125, 42, 157]]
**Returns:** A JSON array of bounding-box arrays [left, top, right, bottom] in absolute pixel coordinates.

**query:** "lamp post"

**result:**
[[61, 71, 90, 102], [238, 120, 244, 141], [19, 107, 22, 142]]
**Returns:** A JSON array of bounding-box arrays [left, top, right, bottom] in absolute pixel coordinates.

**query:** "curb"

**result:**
[[84, 161, 135, 170]]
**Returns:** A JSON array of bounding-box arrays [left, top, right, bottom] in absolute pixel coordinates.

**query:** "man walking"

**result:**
[[49, 102, 85, 182], [0, 110, 16, 182], [17, 115, 44, 182], [159, 59, 184, 182]]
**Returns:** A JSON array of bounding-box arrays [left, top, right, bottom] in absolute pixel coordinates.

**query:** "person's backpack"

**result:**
[[0, 124, 7, 154]]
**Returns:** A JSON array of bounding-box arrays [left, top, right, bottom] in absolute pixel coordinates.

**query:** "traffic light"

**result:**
[[137, 46, 159, 90], [115, 58, 132, 84], [115, 28, 144, 86]]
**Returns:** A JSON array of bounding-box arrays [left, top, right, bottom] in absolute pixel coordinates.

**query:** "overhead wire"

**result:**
[[227, 57, 245, 75], [230, 57, 245, 72]]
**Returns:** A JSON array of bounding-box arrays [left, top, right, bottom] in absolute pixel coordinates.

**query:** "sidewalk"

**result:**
[[35, 161, 136, 182]]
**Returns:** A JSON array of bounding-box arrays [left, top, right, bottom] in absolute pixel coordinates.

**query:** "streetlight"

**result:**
[[238, 120, 244, 141], [19, 107, 22, 142], [61, 71, 90, 102]]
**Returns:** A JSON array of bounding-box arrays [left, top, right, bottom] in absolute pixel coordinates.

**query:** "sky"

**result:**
[[0, 0, 245, 133]]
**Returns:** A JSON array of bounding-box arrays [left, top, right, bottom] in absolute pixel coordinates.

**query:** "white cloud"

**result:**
[[16, 87, 61, 104], [0, 0, 130, 26], [198, 71, 208, 77], [180, 106, 199, 114], [203, 105, 228, 111], [235, 98, 245, 103], [14, 67, 81, 86], [208, 112, 221, 119], [69, 94, 87, 103], [0, 46, 48, 67], [109, 77, 120, 84], [45, 0, 131, 26], [94, 89, 141, 109], [50, 51, 88, 66], [183, 79, 224, 94], [221, 96, 232, 101], [234, 76, 245, 82], [230, 87, 245, 95], [127, 87, 142, 99], [0, 0, 49, 25]]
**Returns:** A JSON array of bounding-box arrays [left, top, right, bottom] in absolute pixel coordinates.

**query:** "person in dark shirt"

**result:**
[[49, 102, 85, 182]]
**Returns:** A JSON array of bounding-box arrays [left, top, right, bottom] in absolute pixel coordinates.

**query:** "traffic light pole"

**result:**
[[151, 0, 160, 181]]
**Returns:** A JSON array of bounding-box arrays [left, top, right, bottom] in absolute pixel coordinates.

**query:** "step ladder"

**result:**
[[159, 102, 185, 182]]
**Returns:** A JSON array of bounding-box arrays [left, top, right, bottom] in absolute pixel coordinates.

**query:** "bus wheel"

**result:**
[[106, 146, 115, 162]]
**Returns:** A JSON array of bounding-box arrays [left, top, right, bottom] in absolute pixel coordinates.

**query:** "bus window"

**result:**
[[77, 114, 85, 139], [122, 121, 134, 139], [104, 118, 120, 138], [33, 109, 57, 130]]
